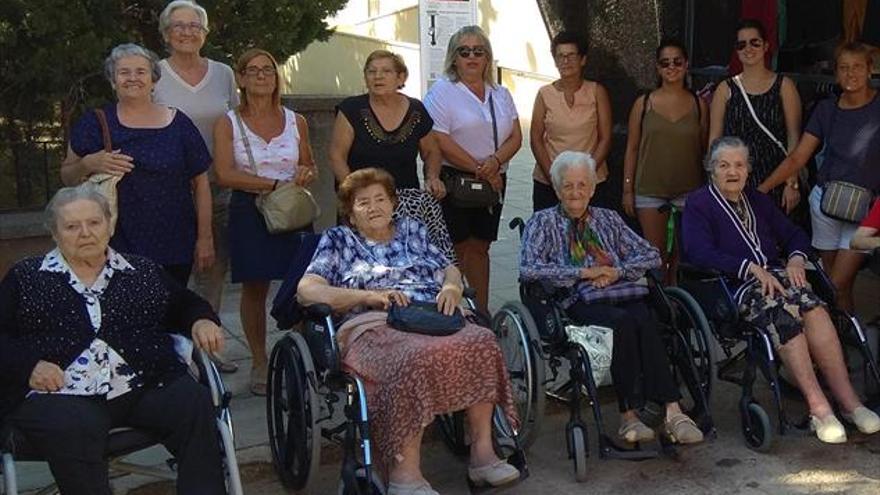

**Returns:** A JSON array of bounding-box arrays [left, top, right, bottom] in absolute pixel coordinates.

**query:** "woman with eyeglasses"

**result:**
[[212, 48, 318, 395], [530, 30, 612, 212], [709, 18, 803, 214], [622, 39, 707, 283], [424, 25, 522, 313], [329, 50, 444, 197], [152, 0, 240, 373]]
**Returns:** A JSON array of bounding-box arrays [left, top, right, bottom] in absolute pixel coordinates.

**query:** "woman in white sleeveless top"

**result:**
[[213, 48, 317, 395]]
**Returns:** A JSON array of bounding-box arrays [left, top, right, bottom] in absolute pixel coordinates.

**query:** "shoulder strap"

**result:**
[[94, 108, 112, 152], [691, 90, 701, 122], [232, 109, 258, 174], [639, 92, 651, 134], [731, 75, 787, 155], [488, 92, 499, 151]]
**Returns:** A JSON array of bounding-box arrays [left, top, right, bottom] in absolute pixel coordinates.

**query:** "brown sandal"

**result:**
[[665, 413, 704, 444]]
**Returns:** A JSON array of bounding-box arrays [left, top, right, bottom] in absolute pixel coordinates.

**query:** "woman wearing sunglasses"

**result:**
[[622, 38, 707, 283], [530, 31, 612, 212], [709, 18, 803, 214], [424, 25, 522, 313]]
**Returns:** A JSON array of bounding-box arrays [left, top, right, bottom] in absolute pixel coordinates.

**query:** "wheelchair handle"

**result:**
[[509, 217, 525, 237]]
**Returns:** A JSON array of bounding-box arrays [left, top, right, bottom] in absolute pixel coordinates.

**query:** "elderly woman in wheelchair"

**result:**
[[297, 168, 519, 495], [0, 183, 228, 494], [519, 150, 704, 446], [682, 136, 880, 444]]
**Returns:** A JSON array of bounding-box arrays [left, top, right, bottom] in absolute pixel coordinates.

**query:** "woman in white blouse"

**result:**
[[213, 48, 317, 395], [424, 25, 522, 312]]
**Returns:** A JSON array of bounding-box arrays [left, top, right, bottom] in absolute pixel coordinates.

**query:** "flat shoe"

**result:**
[[250, 366, 267, 396], [618, 419, 655, 443], [386, 480, 439, 495], [468, 460, 519, 487], [842, 406, 880, 435], [810, 414, 847, 444], [665, 412, 704, 444]]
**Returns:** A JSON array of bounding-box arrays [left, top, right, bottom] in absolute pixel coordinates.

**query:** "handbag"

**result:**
[[233, 109, 319, 233], [820, 180, 874, 223], [443, 93, 502, 209], [89, 108, 122, 232], [565, 324, 614, 386], [386, 301, 466, 337]]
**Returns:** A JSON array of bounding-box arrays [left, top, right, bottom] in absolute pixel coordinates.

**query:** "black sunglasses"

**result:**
[[735, 38, 763, 51], [658, 57, 685, 69], [456, 46, 487, 58]]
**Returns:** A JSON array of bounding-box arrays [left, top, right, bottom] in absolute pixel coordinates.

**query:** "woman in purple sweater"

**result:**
[[682, 137, 879, 444]]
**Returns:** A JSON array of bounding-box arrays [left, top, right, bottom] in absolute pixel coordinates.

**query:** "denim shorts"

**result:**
[[634, 194, 687, 210]]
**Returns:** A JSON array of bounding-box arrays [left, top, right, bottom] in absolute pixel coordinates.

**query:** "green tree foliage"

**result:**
[[0, 0, 346, 207]]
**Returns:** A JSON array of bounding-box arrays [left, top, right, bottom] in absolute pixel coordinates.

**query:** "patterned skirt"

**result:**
[[738, 268, 826, 348], [342, 322, 517, 476]]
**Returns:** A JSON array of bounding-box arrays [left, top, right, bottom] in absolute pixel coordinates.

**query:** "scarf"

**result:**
[[563, 206, 613, 267]]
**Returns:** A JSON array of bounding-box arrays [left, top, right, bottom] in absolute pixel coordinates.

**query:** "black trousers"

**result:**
[[566, 299, 680, 412], [8, 375, 225, 495]]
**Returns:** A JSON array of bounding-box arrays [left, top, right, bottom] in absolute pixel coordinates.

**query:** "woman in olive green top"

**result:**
[[623, 39, 707, 283]]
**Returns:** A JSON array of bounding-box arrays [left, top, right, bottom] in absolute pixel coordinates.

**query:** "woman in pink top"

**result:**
[[530, 31, 612, 212]]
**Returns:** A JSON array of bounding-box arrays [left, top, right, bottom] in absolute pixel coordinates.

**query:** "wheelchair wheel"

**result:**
[[568, 425, 588, 482], [742, 402, 773, 452], [435, 411, 469, 457], [267, 333, 321, 490], [664, 287, 715, 403], [492, 301, 546, 449]]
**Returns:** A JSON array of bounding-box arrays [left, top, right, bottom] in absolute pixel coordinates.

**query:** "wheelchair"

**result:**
[[491, 218, 715, 482], [266, 189, 527, 494], [0, 347, 243, 495], [679, 259, 880, 452]]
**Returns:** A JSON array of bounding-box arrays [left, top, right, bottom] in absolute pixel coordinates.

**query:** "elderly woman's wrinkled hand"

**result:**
[[580, 266, 621, 288], [436, 283, 463, 315], [365, 289, 410, 310], [785, 256, 808, 289], [192, 319, 225, 354], [85, 149, 134, 177], [294, 166, 318, 187], [748, 263, 786, 297], [29, 360, 65, 392]]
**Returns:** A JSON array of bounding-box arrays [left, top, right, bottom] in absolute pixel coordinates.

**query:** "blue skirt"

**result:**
[[228, 190, 312, 283]]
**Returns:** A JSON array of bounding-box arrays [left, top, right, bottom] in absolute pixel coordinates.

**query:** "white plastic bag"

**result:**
[[566, 324, 614, 386]]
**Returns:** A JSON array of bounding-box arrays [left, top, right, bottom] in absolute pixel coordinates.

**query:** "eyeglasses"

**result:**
[[657, 57, 685, 69], [455, 46, 487, 58], [554, 52, 581, 63], [169, 22, 207, 34], [735, 38, 763, 51], [243, 66, 276, 77], [365, 68, 397, 78]]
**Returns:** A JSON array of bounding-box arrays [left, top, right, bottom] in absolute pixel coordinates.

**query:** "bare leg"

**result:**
[[827, 249, 865, 313], [240, 280, 270, 370], [388, 428, 426, 484], [468, 402, 500, 466], [802, 307, 863, 413], [775, 333, 834, 417], [637, 207, 670, 272], [469, 240, 491, 313]]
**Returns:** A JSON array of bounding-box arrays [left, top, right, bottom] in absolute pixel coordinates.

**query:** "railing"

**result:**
[[0, 140, 65, 211]]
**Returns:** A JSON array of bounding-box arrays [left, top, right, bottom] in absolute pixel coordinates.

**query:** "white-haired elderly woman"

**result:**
[[682, 137, 880, 443], [61, 43, 213, 287], [424, 25, 523, 313], [0, 183, 226, 494], [152, 0, 240, 372], [519, 150, 704, 445]]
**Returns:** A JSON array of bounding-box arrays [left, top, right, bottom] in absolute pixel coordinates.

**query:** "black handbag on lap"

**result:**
[[387, 301, 465, 336]]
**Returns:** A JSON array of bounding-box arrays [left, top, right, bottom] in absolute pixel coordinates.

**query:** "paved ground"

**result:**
[[14, 145, 880, 494]]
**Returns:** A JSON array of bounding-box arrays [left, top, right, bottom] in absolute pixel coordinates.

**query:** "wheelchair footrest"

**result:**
[[597, 435, 659, 461]]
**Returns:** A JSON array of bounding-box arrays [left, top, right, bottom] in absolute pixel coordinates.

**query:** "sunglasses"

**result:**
[[657, 57, 685, 69], [735, 38, 763, 51], [456, 46, 487, 58]]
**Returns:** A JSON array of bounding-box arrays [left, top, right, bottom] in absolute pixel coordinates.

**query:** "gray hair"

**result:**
[[159, 0, 210, 41], [444, 25, 495, 85], [103, 43, 162, 84], [705, 136, 752, 176], [45, 183, 112, 235], [550, 151, 597, 192]]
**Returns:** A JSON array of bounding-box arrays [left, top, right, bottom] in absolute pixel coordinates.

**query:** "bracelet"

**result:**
[[272, 179, 279, 191], [624, 177, 633, 184]]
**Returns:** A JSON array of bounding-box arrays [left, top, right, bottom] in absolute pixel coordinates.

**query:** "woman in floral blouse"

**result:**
[[519, 150, 704, 446]]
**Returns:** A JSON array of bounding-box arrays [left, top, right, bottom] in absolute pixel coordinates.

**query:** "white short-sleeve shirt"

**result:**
[[424, 78, 519, 173]]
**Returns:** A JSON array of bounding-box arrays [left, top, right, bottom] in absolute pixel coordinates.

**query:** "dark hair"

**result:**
[[655, 38, 688, 61], [736, 19, 767, 41], [835, 41, 875, 69], [551, 31, 589, 57], [337, 168, 398, 222]]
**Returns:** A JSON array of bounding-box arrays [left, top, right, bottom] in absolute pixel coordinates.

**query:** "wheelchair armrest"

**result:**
[[463, 287, 477, 299], [678, 262, 723, 281], [302, 303, 333, 321]]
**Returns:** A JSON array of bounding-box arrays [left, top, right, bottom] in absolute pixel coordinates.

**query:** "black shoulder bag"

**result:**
[[442, 93, 502, 209]]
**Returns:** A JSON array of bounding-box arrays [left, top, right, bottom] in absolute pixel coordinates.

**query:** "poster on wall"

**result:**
[[418, 0, 479, 96]]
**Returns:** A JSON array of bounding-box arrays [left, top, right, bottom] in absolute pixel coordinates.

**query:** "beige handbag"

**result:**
[[89, 108, 122, 232], [233, 109, 319, 233]]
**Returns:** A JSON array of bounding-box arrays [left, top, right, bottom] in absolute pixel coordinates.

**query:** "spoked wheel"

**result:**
[[435, 411, 469, 457], [742, 402, 773, 452], [267, 333, 321, 489], [664, 287, 716, 408], [492, 301, 546, 449], [567, 425, 589, 482]]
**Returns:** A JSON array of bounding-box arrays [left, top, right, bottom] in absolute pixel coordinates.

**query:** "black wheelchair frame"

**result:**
[[679, 259, 880, 452], [493, 218, 716, 482]]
